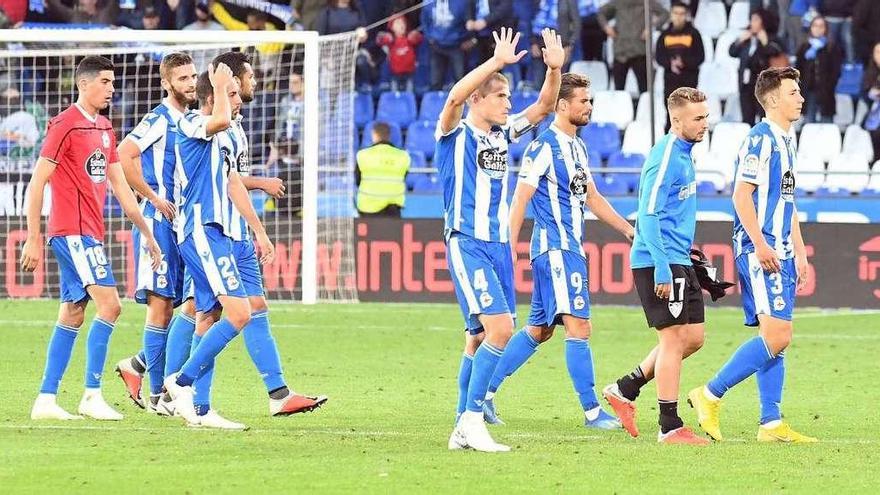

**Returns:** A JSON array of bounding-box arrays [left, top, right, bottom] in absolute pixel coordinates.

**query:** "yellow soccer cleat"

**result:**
[[687, 386, 723, 441], [757, 423, 819, 443]]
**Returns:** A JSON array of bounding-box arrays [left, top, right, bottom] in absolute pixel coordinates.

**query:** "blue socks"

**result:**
[[707, 336, 774, 398], [39, 323, 79, 394], [84, 318, 114, 389], [176, 318, 238, 387], [143, 324, 168, 395], [465, 342, 503, 413], [757, 351, 785, 424], [190, 334, 212, 416], [242, 310, 286, 393], [564, 338, 600, 411], [164, 313, 196, 378], [456, 353, 473, 415], [488, 328, 539, 394]]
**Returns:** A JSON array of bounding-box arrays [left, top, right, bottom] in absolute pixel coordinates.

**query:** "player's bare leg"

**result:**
[[31, 301, 89, 420], [655, 324, 707, 444], [77, 285, 124, 421]]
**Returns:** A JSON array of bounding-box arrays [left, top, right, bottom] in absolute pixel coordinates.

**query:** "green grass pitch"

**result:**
[[0, 299, 877, 493]]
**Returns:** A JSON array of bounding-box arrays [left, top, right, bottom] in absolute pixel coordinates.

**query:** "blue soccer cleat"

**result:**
[[481, 398, 505, 425], [584, 408, 622, 430]]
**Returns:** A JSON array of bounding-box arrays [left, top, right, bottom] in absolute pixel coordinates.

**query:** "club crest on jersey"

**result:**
[[477, 147, 508, 179], [101, 131, 111, 149], [569, 167, 589, 199], [573, 295, 586, 310], [780, 170, 795, 202], [85, 149, 107, 183], [774, 295, 786, 311], [479, 291, 494, 308], [668, 300, 683, 318]]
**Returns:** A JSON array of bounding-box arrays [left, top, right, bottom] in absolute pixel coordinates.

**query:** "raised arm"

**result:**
[[228, 171, 275, 264], [585, 181, 634, 241], [107, 162, 162, 271], [117, 139, 176, 221], [205, 63, 235, 137], [521, 29, 565, 126], [437, 27, 527, 135], [20, 157, 56, 272]]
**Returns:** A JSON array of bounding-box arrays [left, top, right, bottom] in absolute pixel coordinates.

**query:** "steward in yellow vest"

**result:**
[[355, 122, 410, 216]]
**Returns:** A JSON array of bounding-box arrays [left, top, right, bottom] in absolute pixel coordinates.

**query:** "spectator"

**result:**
[[530, 0, 580, 89], [0, 0, 28, 25], [275, 71, 304, 155], [355, 122, 410, 217], [750, 0, 785, 41], [466, 0, 517, 67], [852, 0, 880, 64], [819, 0, 855, 63], [784, 0, 818, 53], [0, 87, 39, 154], [377, 15, 424, 92], [166, 0, 196, 30], [421, 0, 471, 91], [598, 0, 669, 94], [578, 0, 607, 62], [47, 0, 117, 25], [861, 41, 880, 163], [655, 1, 703, 130], [293, 0, 327, 33], [310, 1, 371, 88], [183, 1, 224, 31], [729, 9, 785, 124], [140, 5, 160, 29], [796, 15, 843, 123]]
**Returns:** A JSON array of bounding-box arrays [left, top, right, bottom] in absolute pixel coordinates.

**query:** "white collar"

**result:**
[[74, 102, 97, 123]]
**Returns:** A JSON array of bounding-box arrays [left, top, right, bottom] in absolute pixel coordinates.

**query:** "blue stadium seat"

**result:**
[[376, 91, 418, 128], [587, 148, 602, 168], [410, 172, 443, 193], [594, 176, 629, 196], [697, 181, 717, 195], [321, 173, 355, 192], [354, 92, 374, 129], [419, 91, 448, 121], [405, 120, 437, 160], [509, 130, 534, 161], [361, 120, 403, 148], [511, 89, 538, 114], [408, 149, 427, 169], [607, 151, 646, 190], [580, 122, 621, 159], [836, 64, 863, 96]]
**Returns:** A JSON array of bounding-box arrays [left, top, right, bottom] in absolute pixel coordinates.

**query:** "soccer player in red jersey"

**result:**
[[20, 55, 162, 421]]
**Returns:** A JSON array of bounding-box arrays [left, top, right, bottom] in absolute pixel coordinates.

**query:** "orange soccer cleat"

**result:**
[[115, 357, 144, 409], [602, 383, 639, 437], [658, 427, 711, 445], [270, 394, 328, 416]]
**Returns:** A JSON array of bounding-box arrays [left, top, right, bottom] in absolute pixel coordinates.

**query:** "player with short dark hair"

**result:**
[[602, 86, 711, 445], [113, 52, 200, 414], [439, 27, 564, 453], [480, 72, 634, 430], [23, 55, 162, 421], [688, 67, 818, 444]]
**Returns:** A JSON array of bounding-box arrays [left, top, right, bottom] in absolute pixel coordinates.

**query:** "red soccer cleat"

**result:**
[[270, 394, 328, 416], [602, 383, 639, 438], [115, 357, 144, 409], [657, 427, 711, 445]]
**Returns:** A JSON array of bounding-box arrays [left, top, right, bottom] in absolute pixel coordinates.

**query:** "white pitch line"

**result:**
[[0, 424, 874, 445]]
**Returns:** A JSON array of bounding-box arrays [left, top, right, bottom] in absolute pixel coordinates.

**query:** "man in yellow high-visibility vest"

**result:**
[[355, 122, 410, 216]]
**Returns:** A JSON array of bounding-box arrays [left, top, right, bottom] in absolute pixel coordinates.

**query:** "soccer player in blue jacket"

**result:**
[[602, 87, 711, 445], [688, 67, 818, 443]]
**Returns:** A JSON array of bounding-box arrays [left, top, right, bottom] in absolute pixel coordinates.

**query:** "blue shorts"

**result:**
[[179, 223, 247, 314], [133, 217, 189, 306], [233, 239, 265, 297], [737, 253, 796, 327], [49, 235, 116, 303], [528, 249, 591, 327], [446, 233, 515, 333]]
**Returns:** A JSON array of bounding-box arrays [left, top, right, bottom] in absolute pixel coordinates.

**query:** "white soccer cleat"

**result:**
[[163, 373, 198, 425], [189, 410, 248, 430], [448, 426, 468, 450], [78, 389, 123, 421], [30, 393, 83, 420], [456, 410, 511, 452], [152, 392, 175, 417]]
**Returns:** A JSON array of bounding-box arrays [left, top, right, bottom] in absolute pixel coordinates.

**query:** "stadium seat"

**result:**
[[694, 1, 727, 39], [409, 172, 444, 193], [419, 90, 448, 121], [607, 151, 645, 190], [623, 69, 641, 98], [621, 120, 653, 156], [826, 153, 870, 193], [511, 89, 538, 114], [698, 62, 738, 101], [728, 1, 750, 30], [701, 32, 714, 64], [799, 123, 842, 163], [692, 132, 711, 168], [705, 94, 722, 129], [635, 92, 667, 132], [697, 149, 733, 190], [833, 94, 855, 129], [710, 122, 750, 164], [408, 149, 426, 169], [580, 122, 621, 159], [714, 30, 741, 70], [795, 154, 826, 192], [652, 66, 664, 96], [509, 130, 534, 161], [569, 60, 609, 91], [835, 63, 863, 96], [587, 148, 602, 168], [855, 98, 869, 124], [376, 91, 417, 128], [354, 92, 374, 129], [591, 90, 634, 130], [697, 180, 718, 195], [869, 161, 880, 192], [405, 120, 437, 160], [842, 124, 875, 163], [361, 120, 403, 148], [722, 92, 743, 122], [594, 175, 630, 196]]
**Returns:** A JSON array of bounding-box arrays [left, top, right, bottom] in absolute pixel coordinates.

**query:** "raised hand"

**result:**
[[492, 27, 527, 66], [209, 62, 234, 90], [540, 28, 565, 70]]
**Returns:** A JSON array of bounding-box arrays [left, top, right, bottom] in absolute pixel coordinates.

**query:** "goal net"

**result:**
[[0, 28, 359, 304]]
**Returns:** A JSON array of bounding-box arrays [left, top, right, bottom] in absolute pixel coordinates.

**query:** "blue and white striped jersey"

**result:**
[[519, 124, 593, 260], [630, 134, 698, 278], [733, 118, 797, 260], [124, 100, 184, 224], [227, 115, 251, 242], [175, 111, 238, 244], [434, 114, 533, 242]]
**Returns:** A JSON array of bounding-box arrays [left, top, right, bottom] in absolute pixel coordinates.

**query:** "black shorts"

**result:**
[[633, 265, 705, 330]]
